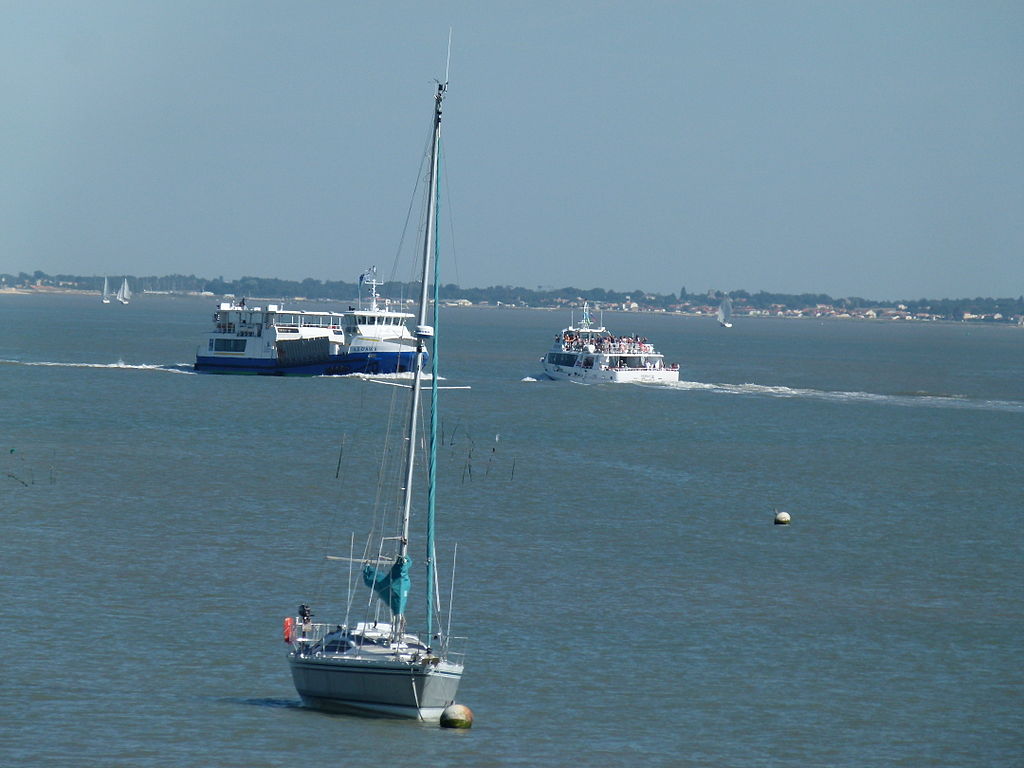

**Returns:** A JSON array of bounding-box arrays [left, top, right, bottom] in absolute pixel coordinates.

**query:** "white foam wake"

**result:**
[[647, 379, 1023, 413], [340, 371, 445, 381], [0, 359, 196, 374]]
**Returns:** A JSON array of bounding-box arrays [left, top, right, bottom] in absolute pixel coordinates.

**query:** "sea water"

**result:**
[[1, 293, 1021, 767]]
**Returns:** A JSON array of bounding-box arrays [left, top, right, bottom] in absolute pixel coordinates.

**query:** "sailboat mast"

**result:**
[[396, 80, 447, 614]]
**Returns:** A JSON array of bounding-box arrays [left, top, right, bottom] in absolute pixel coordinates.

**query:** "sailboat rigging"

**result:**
[[116, 278, 131, 305], [285, 75, 464, 720], [717, 295, 733, 328]]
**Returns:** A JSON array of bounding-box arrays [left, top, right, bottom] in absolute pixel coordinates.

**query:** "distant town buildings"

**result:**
[[3, 271, 1021, 325]]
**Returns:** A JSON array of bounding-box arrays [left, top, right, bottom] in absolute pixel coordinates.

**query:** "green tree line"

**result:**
[[3, 270, 1021, 319]]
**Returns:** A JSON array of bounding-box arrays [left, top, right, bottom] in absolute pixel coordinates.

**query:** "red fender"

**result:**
[[283, 616, 295, 644]]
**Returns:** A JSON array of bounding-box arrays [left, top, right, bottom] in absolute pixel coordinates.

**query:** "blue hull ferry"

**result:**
[[194, 271, 420, 376]]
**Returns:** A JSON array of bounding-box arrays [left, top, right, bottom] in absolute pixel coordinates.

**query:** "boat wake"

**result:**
[[0, 359, 196, 374], [341, 371, 444, 381], [648, 379, 1024, 413]]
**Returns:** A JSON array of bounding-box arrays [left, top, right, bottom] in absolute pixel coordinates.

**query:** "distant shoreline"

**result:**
[[4, 286, 1020, 326]]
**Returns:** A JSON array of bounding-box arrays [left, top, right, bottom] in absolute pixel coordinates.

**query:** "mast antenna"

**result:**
[[444, 28, 452, 85]]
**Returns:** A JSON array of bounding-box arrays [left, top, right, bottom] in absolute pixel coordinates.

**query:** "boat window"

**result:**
[[321, 638, 353, 653], [547, 352, 578, 367], [214, 338, 246, 352]]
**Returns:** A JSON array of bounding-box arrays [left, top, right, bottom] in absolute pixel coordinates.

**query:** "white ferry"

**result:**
[[541, 303, 679, 384], [194, 270, 418, 375]]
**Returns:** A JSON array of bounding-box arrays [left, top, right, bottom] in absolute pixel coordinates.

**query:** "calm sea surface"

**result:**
[[2, 293, 1022, 767]]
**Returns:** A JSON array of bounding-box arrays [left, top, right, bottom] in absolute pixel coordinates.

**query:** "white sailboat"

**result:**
[[101, 277, 111, 304], [285, 75, 464, 720], [115, 278, 132, 305], [717, 295, 733, 328]]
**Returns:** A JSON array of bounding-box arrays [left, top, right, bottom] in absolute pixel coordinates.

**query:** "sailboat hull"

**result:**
[[289, 654, 462, 719]]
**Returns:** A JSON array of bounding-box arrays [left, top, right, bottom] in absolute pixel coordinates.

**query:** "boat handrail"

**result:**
[[559, 340, 659, 354], [288, 620, 468, 662]]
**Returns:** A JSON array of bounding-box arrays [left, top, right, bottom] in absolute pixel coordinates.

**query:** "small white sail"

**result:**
[[116, 278, 131, 305], [717, 296, 733, 328], [102, 277, 111, 304]]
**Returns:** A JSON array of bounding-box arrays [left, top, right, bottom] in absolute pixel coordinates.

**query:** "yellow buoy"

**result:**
[[440, 703, 474, 729], [774, 510, 791, 525]]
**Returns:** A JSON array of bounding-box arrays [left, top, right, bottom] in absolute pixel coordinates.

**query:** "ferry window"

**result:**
[[214, 338, 246, 352], [547, 352, 577, 366]]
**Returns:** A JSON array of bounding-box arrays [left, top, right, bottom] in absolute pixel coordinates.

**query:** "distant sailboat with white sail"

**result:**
[[116, 278, 132, 305], [717, 296, 733, 328], [101, 277, 111, 304]]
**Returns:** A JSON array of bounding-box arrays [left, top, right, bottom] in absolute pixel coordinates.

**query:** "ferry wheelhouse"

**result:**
[[194, 271, 418, 375], [541, 303, 679, 384]]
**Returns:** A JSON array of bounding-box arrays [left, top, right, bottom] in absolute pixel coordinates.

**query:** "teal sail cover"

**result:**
[[363, 557, 411, 615]]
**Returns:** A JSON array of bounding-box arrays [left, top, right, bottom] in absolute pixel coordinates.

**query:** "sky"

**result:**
[[1, 1, 1021, 300]]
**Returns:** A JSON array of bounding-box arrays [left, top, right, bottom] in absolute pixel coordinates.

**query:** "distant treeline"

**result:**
[[4, 270, 1022, 318]]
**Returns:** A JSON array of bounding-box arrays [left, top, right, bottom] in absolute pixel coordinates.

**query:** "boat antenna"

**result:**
[[445, 28, 452, 86]]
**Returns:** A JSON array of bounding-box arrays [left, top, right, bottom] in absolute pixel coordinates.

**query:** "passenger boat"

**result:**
[[541, 303, 680, 384], [194, 269, 418, 375], [285, 73, 465, 720]]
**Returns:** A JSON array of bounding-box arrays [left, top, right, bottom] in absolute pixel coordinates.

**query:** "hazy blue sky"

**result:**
[[2, 1, 1021, 299]]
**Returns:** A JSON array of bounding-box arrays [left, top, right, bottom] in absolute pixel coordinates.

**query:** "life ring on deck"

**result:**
[[283, 616, 295, 644]]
